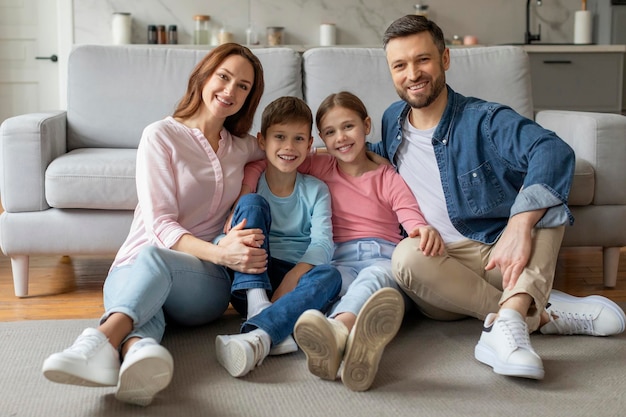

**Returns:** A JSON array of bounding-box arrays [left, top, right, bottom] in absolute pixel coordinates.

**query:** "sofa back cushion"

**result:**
[[66, 45, 302, 150], [303, 46, 533, 146]]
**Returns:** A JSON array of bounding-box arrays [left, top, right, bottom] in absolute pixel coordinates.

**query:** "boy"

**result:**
[[215, 96, 342, 378]]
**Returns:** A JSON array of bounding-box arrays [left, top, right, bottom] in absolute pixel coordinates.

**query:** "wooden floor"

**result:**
[[1, 247, 624, 322]]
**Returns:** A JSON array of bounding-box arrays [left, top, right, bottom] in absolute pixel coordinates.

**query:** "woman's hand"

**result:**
[[218, 219, 267, 273], [408, 225, 445, 256]]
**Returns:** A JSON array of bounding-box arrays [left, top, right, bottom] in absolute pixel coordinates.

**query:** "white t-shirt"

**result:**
[[396, 118, 466, 244]]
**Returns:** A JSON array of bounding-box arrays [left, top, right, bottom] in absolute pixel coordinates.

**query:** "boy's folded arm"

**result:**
[[270, 262, 313, 302]]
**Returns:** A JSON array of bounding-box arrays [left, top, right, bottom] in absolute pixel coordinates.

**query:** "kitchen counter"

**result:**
[[518, 44, 626, 53]]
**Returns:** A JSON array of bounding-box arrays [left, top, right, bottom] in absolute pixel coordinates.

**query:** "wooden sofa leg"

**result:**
[[602, 247, 620, 288], [11, 255, 30, 297]]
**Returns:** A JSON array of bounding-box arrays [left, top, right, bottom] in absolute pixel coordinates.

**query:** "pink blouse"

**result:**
[[112, 117, 265, 269]]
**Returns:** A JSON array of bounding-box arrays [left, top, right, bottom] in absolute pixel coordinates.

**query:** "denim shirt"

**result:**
[[368, 86, 575, 244]]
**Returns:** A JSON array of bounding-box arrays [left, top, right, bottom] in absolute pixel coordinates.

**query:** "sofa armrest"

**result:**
[[535, 110, 626, 206], [0, 111, 67, 212]]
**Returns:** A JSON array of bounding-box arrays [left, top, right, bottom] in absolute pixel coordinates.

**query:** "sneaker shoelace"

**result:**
[[548, 310, 594, 335], [500, 318, 533, 350], [65, 332, 106, 358]]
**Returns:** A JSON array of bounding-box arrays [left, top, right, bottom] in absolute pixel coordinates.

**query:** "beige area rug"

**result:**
[[2, 304, 625, 417]]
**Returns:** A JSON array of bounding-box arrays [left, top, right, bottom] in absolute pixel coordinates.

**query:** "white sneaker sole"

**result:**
[[549, 290, 626, 335], [215, 335, 254, 378], [115, 346, 174, 407], [474, 342, 544, 380], [341, 288, 405, 392], [294, 310, 342, 380], [42, 355, 119, 387]]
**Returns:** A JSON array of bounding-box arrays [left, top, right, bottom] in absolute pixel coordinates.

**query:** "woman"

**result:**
[[42, 43, 267, 407]]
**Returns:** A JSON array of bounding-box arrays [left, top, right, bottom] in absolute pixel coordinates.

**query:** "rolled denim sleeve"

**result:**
[[488, 106, 575, 228], [510, 184, 574, 228]]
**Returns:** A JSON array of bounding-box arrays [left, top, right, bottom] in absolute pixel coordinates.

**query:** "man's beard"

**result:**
[[396, 71, 446, 109]]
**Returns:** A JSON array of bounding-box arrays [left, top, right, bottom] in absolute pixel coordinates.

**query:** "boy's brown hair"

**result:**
[[260, 96, 313, 137]]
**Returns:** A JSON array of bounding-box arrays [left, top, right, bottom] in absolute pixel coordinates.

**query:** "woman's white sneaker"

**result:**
[[115, 338, 174, 407], [42, 327, 120, 387], [474, 309, 544, 380]]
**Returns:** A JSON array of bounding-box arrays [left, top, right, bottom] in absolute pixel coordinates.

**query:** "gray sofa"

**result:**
[[1, 45, 625, 297]]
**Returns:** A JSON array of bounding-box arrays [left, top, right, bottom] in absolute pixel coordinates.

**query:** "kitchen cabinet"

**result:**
[[526, 49, 625, 113]]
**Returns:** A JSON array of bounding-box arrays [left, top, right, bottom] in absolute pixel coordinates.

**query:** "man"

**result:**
[[369, 14, 626, 380]]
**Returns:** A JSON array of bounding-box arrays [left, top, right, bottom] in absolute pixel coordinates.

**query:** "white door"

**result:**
[[0, 0, 63, 124]]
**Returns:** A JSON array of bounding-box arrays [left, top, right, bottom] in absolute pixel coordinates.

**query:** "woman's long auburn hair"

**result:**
[[173, 43, 265, 137]]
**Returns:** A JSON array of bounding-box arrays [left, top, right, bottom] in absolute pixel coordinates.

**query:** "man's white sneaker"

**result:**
[[42, 327, 120, 386], [216, 331, 270, 377], [540, 290, 626, 336], [294, 310, 349, 380], [474, 309, 544, 380], [341, 287, 405, 391], [269, 334, 299, 356], [115, 338, 174, 407]]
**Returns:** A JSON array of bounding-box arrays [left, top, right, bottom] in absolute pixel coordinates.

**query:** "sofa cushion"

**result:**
[[45, 148, 137, 210], [569, 159, 594, 206], [303, 46, 533, 147], [66, 46, 302, 150]]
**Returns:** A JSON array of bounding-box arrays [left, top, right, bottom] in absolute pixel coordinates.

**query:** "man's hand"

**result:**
[[485, 210, 545, 290]]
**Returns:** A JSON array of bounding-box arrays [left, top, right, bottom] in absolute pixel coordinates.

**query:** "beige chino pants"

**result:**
[[391, 226, 565, 332]]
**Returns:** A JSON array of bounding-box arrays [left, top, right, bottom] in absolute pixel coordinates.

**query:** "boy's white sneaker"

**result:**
[[115, 338, 174, 407], [341, 287, 405, 391], [474, 309, 544, 380], [216, 331, 270, 377], [269, 334, 299, 356], [540, 290, 626, 336], [294, 309, 349, 380], [42, 327, 120, 387]]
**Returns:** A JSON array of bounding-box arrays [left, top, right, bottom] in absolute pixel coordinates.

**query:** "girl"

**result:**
[[243, 91, 444, 392], [42, 43, 267, 406]]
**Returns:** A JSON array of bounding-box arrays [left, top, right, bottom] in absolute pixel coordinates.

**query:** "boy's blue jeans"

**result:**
[[230, 193, 341, 345]]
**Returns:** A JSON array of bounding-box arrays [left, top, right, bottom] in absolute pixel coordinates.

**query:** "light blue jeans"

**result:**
[[102, 245, 232, 343], [329, 238, 406, 317]]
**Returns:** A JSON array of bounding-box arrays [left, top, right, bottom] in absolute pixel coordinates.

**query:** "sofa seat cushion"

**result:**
[[568, 159, 594, 206], [45, 148, 137, 210]]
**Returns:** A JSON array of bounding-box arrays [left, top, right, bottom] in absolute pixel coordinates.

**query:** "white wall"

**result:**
[[74, 0, 607, 47]]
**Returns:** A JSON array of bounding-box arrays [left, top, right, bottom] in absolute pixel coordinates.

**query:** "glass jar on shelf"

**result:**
[[168, 25, 178, 44], [157, 25, 167, 44], [193, 15, 211, 45], [266, 27, 284, 46], [147, 25, 157, 44], [414, 3, 429, 18]]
